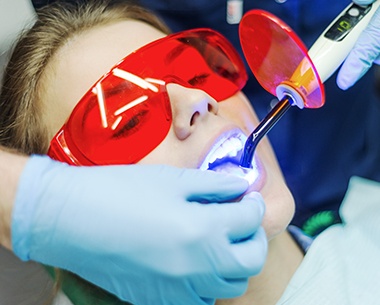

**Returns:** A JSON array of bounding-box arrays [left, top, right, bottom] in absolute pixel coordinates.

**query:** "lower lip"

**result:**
[[209, 156, 266, 193]]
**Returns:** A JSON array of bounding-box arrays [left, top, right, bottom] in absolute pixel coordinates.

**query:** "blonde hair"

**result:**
[[0, 1, 170, 304], [0, 0, 170, 155]]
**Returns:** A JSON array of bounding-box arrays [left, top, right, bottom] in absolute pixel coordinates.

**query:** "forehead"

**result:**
[[41, 20, 166, 138]]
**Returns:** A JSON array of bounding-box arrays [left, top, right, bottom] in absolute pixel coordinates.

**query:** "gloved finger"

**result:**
[[125, 276, 215, 305], [337, 5, 380, 89], [220, 227, 268, 278], [158, 275, 247, 304], [353, 0, 376, 5], [193, 274, 250, 300], [206, 192, 265, 241], [174, 168, 249, 202]]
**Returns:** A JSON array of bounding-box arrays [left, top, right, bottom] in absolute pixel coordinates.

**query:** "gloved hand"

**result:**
[[337, 0, 380, 89], [12, 155, 267, 305]]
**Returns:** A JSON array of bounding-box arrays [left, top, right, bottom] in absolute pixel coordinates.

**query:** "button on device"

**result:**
[[348, 7, 360, 17], [227, 0, 243, 24], [324, 3, 372, 41], [275, 0, 287, 3]]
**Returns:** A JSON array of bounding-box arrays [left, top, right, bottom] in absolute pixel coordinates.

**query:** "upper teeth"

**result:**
[[199, 134, 246, 170]]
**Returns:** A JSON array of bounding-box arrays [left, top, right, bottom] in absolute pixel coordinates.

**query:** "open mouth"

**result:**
[[199, 132, 263, 190]]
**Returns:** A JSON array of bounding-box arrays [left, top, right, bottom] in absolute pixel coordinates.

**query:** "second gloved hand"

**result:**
[[12, 155, 267, 305], [337, 0, 380, 89]]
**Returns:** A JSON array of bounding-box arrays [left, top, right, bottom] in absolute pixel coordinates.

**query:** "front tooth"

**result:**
[[224, 137, 242, 157], [231, 137, 243, 150], [214, 146, 227, 160], [200, 135, 246, 170], [214, 137, 242, 161], [205, 147, 222, 165], [221, 139, 235, 154]]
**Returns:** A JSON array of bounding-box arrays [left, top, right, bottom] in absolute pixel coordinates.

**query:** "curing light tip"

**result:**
[[240, 96, 293, 169]]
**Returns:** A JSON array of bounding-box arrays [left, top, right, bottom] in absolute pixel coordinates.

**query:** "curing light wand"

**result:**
[[240, 96, 292, 168], [239, 1, 380, 169]]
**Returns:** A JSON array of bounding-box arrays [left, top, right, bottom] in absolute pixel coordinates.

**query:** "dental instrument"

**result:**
[[239, 1, 380, 168]]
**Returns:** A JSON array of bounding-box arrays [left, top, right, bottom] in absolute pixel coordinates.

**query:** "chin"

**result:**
[[261, 184, 295, 240]]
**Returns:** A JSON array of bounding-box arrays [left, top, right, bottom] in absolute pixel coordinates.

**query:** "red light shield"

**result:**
[[239, 10, 325, 108]]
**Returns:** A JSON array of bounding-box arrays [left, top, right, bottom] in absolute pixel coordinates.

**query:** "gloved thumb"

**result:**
[[353, 0, 376, 5], [170, 167, 249, 202], [337, 2, 380, 89]]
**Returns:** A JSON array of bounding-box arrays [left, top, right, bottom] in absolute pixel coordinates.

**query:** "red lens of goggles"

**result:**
[[48, 29, 247, 165]]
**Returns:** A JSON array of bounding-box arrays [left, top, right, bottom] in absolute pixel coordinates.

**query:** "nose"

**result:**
[[167, 83, 219, 140]]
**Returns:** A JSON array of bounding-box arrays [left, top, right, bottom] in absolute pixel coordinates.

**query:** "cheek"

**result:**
[[137, 129, 200, 168], [137, 133, 177, 165], [218, 93, 259, 135], [261, 177, 295, 240], [254, 137, 295, 239]]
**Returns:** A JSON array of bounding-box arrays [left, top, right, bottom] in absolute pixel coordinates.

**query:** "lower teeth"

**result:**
[[210, 162, 246, 178]]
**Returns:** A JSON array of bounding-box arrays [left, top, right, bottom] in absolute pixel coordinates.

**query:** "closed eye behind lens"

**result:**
[[112, 109, 149, 139], [188, 73, 210, 86]]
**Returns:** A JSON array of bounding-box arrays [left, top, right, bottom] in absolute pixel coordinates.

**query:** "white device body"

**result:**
[[276, 1, 380, 108], [308, 1, 380, 83]]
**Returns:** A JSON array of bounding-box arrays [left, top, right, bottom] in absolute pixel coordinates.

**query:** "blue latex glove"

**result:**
[[337, 0, 380, 90], [12, 155, 267, 305]]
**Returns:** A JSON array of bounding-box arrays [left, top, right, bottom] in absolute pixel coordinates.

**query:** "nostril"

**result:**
[[190, 111, 200, 126], [208, 104, 213, 112]]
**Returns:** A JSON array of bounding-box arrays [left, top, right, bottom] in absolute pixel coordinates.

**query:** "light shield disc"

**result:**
[[239, 9, 325, 108]]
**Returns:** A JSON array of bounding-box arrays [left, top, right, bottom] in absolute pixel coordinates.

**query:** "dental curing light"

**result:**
[[239, 1, 380, 169]]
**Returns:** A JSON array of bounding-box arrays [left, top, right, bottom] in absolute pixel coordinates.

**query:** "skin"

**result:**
[[40, 20, 303, 304]]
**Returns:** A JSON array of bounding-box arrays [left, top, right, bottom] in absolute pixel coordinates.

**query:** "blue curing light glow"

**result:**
[[209, 157, 260, 187]]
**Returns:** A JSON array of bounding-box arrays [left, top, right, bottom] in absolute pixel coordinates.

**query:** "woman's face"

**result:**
[[41, 20, 294, 239]]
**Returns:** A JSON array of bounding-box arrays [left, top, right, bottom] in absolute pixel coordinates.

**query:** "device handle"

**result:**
[[308, 1, 380, 83]]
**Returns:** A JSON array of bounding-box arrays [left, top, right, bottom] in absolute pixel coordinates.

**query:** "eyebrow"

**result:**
[[165, 43, 187, 65], [111, 108, 149, 139], [113, 68, 158, 92]]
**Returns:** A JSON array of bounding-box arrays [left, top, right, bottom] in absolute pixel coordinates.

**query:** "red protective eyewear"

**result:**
[[48, 29, 248, 165]]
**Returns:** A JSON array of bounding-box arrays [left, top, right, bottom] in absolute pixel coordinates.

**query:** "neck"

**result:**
[[216, 231, 304, 305]]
